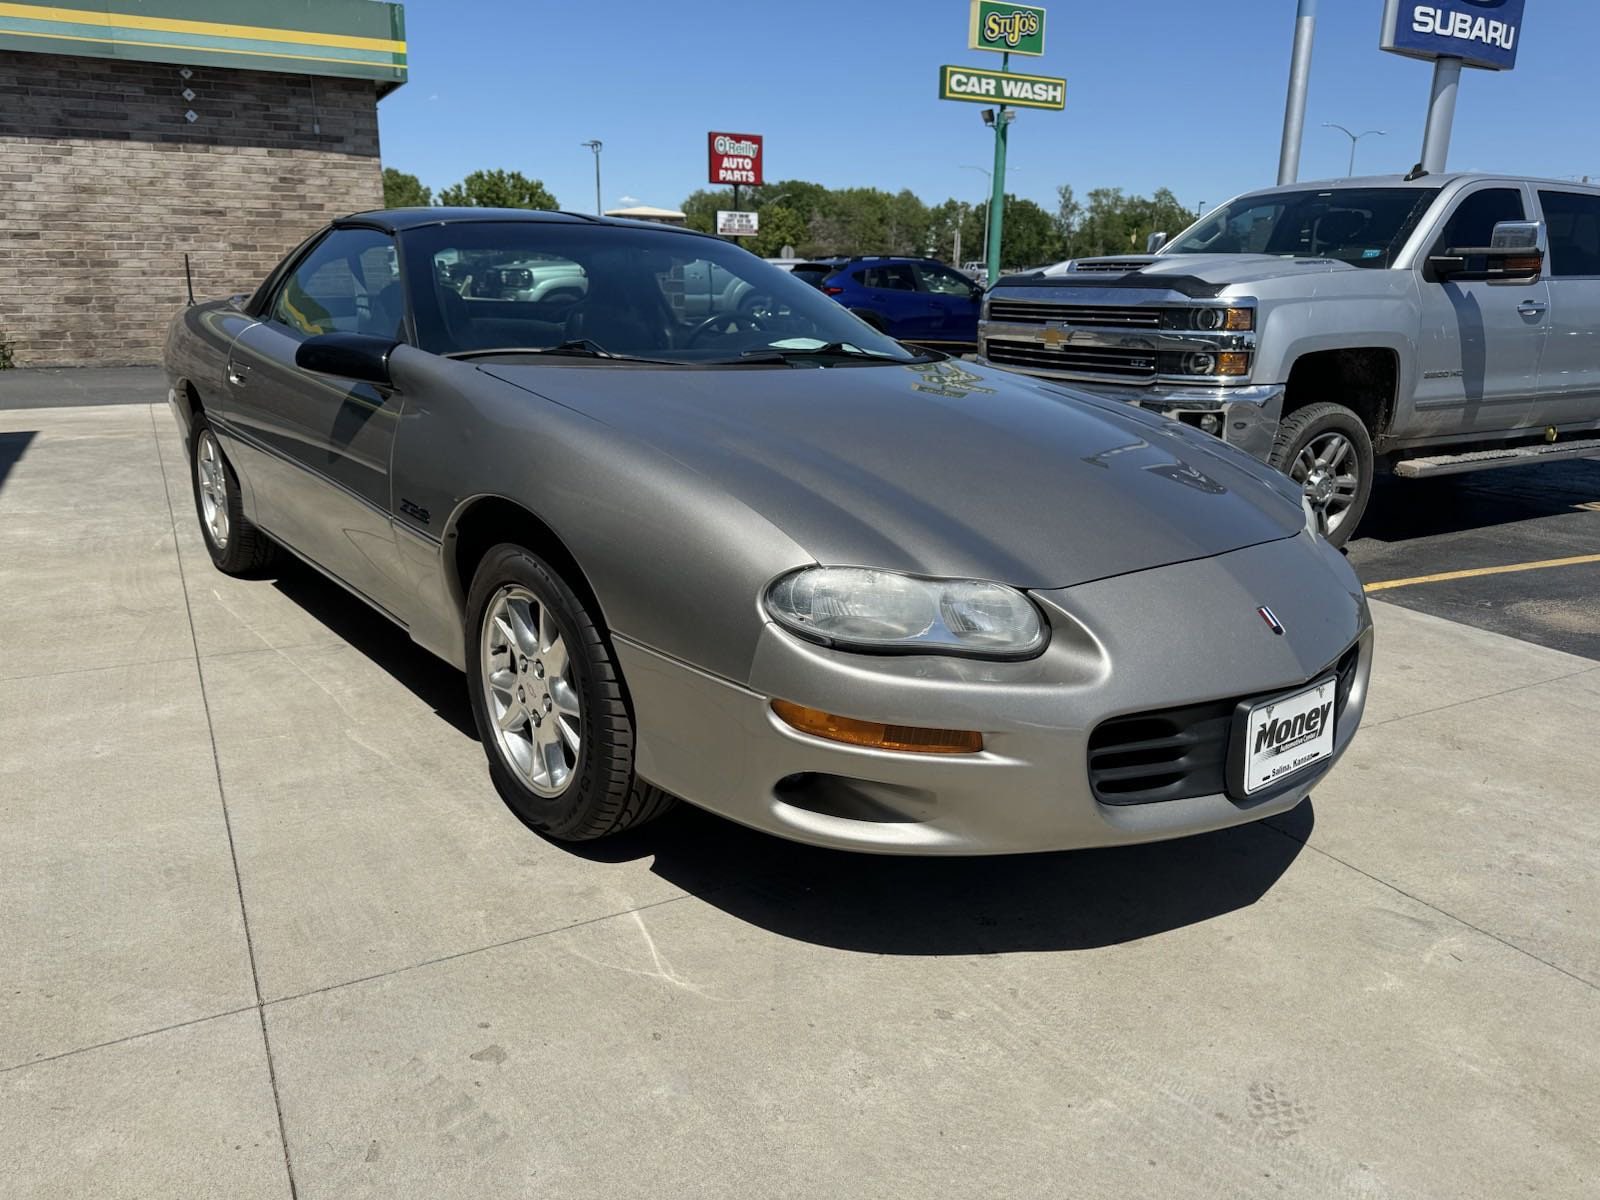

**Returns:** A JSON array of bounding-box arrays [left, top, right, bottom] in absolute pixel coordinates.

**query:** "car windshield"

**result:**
[[401, 222, 923, 364], [1163, 187, 1441, 269]]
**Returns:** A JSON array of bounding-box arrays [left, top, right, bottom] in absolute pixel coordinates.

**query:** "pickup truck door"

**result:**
[[1409, 184, 1549, 438], [223, 227, 410, 616], [1530, 189, 1600, 431]]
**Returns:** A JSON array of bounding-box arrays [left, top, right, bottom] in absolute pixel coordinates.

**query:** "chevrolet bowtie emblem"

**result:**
[[1042, 326, 1072, 348]]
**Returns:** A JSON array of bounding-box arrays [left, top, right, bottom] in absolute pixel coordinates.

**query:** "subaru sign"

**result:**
[[1381, 0, 1525, 72]]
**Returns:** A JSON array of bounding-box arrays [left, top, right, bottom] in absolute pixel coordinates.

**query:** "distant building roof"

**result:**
[[603, 206, 687, 224], [0, 0, 408, 94]]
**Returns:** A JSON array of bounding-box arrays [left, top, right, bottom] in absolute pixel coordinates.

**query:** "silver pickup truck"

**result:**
[[979, 174, 1600, 544]]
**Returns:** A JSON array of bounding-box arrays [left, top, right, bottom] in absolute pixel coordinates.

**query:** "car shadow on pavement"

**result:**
[[267, 550, 1311, 954], [578, 800, 1313, 956], [1357, 461, 1600, 544], [266, 558, 478, 738], [0, 430, 37, 492]]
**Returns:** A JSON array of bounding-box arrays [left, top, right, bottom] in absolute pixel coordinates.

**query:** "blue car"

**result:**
[[803, 256, 984, 352]]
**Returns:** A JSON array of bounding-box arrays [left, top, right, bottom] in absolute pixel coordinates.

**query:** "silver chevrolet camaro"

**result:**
[[165, 208, 1372, 855]]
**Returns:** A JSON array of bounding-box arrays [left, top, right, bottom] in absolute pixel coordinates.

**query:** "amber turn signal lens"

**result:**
[[1223, 307, 1254, 332], [1216, 352, 1250, 377], [770, 700, 983, 755]]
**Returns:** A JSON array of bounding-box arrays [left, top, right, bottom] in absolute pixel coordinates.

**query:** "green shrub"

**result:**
[[0, 337, 13, 370]]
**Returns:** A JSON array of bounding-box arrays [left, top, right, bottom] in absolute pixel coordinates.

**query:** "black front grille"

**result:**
[[985, 337, 1157, 380], [1087, 644, 1362, 806], [988, 300, 1161, 328]]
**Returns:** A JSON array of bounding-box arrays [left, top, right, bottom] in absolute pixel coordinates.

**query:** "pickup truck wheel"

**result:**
[[465, 543, 676, 842], [190, 419, 278, 575], [1268, 402, 1373, 547]]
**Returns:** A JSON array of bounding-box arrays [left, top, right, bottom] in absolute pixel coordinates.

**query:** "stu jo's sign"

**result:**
[[708, 132, 763, 187], [968, 1, 1046, 57]]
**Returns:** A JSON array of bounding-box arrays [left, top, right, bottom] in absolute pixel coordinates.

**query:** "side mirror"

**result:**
[[1428, 219, 1544, 283], [1146, 231, 1169, 254], [296, 332, 399, 386]]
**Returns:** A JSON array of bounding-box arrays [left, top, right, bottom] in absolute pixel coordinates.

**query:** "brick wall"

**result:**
[[0, 50, 384, 367]]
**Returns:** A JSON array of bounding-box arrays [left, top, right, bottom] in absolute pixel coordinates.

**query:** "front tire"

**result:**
[[191, 418, 277, 574], [464, 544, 675, 841], [1268, 402, 1374, 548]]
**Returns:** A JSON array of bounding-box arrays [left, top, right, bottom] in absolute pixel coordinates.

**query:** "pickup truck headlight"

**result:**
[[765, 567, 1047, 658], [1164, 307, 1255, 332], [1158, 351, 1251, 378]]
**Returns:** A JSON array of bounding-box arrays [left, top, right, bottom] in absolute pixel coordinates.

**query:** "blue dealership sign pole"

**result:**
[[1380, 0, 1525, 173]]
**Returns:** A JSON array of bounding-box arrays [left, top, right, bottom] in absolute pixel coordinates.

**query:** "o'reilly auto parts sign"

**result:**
[[708, 132, 763, 186], [1381, 0, 1524, 71]]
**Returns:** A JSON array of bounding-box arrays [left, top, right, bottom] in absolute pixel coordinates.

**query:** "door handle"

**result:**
[[227, 362, 250, 387], [1518, 300, 1549, 317]]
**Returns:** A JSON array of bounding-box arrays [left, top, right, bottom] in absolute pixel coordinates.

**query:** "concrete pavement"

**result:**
[[1, 401, 1596, 1199]]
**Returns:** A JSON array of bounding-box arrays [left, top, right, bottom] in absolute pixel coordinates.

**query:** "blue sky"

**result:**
[[379, 0, 1593, 216]]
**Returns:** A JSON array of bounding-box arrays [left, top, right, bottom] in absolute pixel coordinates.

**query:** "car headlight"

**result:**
[[764, 567, 1047, 658]]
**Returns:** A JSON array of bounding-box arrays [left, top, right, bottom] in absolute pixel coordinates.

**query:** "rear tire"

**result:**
[[190, 418, 278, 575], [464, 543, 675, 841], [1268, 402, 1374, 548]]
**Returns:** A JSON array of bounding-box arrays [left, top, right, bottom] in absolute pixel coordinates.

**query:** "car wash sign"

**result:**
[[1381, 0, 1524, 71], [708, 132, 763, 186]]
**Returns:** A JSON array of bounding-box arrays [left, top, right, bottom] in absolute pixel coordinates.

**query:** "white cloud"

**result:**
[[617, 194, 640, 205]]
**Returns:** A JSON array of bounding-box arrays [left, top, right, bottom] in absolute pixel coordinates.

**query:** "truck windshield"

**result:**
[[1164, 188, 1441, 269]]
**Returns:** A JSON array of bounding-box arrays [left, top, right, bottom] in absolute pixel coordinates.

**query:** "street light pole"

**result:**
[[581, 140, 602, 215], [960, 165, 992, 268], [1323, 123, 1387, 176]]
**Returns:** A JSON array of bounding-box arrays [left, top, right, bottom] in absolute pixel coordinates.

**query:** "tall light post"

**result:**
[[1278, 0, 1318, 185], [580, 139, 602, 215], [1323, 123, 1387, 176]]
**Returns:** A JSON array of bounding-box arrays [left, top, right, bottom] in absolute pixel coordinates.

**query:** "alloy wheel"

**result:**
[[480, 584, 582, 798], [1292, 431, 1360, 537], [196, 430, 230, 549]]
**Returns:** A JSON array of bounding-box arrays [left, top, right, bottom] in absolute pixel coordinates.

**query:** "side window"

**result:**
[[1434, 189, 1525, 254], [859, 264, 918, 291], [271, 228, 404, 338], [1538, 191, 1600, 278], [916, 264, 977, 296]]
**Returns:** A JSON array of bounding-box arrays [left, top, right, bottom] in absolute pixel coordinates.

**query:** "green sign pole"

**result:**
[[986, 52, 1010, 284]]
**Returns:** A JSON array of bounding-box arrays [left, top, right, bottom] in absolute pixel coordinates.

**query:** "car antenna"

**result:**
[[1404, 162, 1429, 182], [183, 253, 196, 306]]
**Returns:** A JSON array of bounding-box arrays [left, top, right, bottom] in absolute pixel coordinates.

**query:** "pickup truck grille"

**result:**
[[987, 300, 1161, 328], [984, 337, 1157, 381]]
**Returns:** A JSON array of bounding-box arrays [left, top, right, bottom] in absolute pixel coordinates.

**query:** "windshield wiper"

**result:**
[[723, 342, 922, 366], [445, 340, 678, 365]]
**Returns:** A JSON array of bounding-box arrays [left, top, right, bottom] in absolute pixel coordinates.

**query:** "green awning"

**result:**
[[0, 1, 407, 94]]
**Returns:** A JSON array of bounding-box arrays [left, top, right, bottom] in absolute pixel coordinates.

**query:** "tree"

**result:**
[[998, 196, 1060, 268], [382, 167, 431, 209], [437, 169, 556, 210]]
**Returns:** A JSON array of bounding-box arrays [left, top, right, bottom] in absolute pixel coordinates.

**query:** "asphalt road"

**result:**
[[1347, 459, 1600, 662]]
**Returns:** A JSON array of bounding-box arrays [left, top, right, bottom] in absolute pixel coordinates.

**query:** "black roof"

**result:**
[[334, 207, 716, 238]]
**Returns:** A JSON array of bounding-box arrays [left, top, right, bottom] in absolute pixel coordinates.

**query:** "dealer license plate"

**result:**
[[1242, 677, 1337, 795]]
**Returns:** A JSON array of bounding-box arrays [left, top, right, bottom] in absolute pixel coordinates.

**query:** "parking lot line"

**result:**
[[1364, 553, 1600, 593]]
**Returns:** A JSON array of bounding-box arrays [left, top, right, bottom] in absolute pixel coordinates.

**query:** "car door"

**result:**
[[1409, 183, 1549, 437], [1531, 189, 1600, 431], [912, 262, 982, 348], [224, 226, 411, 615], [856, 263, 930, 339]]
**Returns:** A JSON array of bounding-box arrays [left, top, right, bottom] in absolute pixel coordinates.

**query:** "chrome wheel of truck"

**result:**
[[1269, 403, 1374, 548]]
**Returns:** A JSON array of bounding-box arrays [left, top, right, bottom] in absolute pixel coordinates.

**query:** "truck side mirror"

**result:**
[[1428, 220, 1544, 283], [1146, 231, 1169, 254]]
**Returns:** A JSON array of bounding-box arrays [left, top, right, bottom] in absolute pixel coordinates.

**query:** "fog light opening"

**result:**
[[770, 700, 983, 755]]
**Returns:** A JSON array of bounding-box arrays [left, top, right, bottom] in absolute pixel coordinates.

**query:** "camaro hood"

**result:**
[[483, 358, 1303, 590]]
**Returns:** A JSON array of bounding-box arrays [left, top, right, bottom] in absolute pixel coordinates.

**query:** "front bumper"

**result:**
[[1063, 381, 1285, 464], [617, 533, 1371, 855]]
